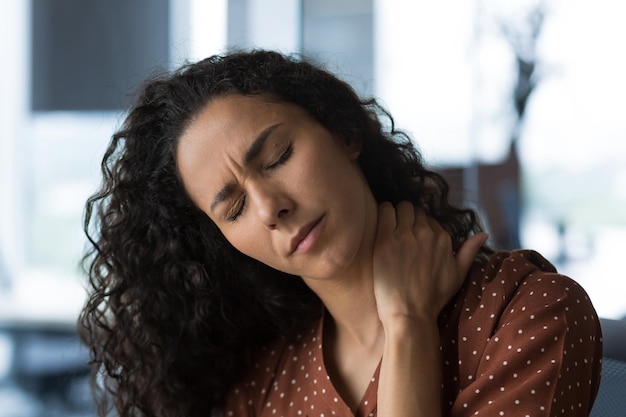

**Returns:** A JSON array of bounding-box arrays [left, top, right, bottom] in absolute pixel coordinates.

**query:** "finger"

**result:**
[[455, 233, 489, 277], [423, 212, 446, 235], [415, 209, 446, 244], [425, 215, 453, 250], [412, 207, 430, 233], [395, 201, 415, 231], [377, 202, 397, 236]]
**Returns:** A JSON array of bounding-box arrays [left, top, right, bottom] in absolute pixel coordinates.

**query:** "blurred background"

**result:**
[[0, 0, 624, 415]]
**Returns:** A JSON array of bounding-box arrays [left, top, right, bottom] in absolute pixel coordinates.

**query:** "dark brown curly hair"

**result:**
[[79, 50, 490, 417]]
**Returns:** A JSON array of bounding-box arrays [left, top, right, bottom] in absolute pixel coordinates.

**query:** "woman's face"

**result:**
[[176, 94, 377, 280]]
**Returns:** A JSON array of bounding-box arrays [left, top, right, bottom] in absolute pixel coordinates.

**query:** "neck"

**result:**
[[303, 254, 383, 350], [302, 182, 382, 348], [310, 269, 384, 411]]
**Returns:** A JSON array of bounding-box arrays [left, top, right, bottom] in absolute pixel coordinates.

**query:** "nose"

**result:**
[[248, 181, 293, 229]]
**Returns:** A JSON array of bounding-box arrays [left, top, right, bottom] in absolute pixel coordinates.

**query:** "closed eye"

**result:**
[[225, 195, 246, 222], [266, 143, 293, 170], [226, 142, 292, 222]]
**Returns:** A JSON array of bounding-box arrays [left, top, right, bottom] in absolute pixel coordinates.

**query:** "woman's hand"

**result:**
[[373, 201, 487, 416], [373, 201, 487, 325]]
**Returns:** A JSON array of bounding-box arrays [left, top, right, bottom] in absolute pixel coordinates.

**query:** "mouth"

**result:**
[[289, 215, 325, 255]]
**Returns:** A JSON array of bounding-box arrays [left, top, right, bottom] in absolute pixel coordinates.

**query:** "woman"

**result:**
[[79, 50, 602, 417]]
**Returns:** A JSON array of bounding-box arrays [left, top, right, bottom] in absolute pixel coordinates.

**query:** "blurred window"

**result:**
[[374, 0, 626, 319]]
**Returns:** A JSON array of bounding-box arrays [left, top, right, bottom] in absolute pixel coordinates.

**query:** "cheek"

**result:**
[[223, 225, 275, 264]]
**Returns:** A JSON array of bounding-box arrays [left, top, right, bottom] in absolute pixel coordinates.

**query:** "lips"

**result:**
[[289, 215, 324, 255]]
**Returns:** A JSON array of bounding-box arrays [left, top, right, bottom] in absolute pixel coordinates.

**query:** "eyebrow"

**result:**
[[210, 123, 283, 212], [243, 123, 283, 164]]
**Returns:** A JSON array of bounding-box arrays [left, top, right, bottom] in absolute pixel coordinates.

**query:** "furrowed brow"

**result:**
[[210, 182, 236, 212], [210, 123, 283, 212], [243, 123, 283, 164]]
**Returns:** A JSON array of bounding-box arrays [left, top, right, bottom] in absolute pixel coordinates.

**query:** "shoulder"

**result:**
[[472, 249, 557, 286], [452, 249, 600, 349], [439, 250, 603, 415], [222, 318, 322, 416], [462, 249, 590, 311], [223, 334, 291, 416]]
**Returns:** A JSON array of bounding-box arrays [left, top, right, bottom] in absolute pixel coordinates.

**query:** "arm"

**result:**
[[373, 202, 487, 416], [378, 315, 444, 416]]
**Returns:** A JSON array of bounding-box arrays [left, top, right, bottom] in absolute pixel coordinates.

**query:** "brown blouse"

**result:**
[[223, 251, 603, 417]]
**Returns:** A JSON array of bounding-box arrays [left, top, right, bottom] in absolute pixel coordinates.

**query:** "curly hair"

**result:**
[[79, 50, 490, 417]]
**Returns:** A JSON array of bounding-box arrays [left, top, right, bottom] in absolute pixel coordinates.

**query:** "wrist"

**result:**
[[378, 313, 443, 417], [382, 314, 440, 346]]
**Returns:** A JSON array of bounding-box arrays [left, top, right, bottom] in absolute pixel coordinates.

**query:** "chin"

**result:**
[[310, 248, 362, 280]]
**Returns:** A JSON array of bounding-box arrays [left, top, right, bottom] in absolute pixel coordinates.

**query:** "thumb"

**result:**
[[456, 233, 489, 277]]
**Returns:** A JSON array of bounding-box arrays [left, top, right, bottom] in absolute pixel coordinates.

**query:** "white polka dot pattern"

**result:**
[[223, 250, 602, 417], [224, 313, 378, 417]]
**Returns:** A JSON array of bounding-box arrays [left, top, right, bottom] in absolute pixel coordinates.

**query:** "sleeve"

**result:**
[[450, 272, 603, 417]]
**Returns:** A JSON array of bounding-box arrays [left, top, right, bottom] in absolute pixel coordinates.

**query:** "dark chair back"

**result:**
[[590, 318, 626, 417]]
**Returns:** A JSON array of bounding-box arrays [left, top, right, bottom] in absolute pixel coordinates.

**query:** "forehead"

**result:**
[[178, 94, 312, 155], [175, 94, 301, 205], [181, 94, 286, 146]]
